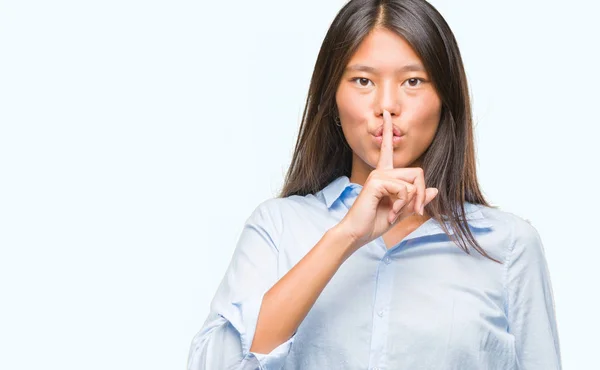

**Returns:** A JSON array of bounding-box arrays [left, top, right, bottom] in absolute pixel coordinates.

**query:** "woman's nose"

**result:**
[[376, 82, 401, 116]]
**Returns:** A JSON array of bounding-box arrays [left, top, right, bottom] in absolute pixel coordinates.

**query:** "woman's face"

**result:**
[[335, 27, 442, 184]]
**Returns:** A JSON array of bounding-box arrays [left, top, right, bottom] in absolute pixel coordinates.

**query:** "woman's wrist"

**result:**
[[327, 223, 363, 260]]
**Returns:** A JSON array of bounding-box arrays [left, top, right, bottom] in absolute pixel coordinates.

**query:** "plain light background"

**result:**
[[1, 0, 598, 369]]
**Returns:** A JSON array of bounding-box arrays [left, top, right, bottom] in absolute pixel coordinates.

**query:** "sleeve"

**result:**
[[187, 200, 295, 370], [505, 218, 562, 369]]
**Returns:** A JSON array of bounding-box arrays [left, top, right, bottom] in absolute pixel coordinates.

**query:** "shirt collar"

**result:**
[[320, 175, 492, 231], [322, 175, 354, 209]]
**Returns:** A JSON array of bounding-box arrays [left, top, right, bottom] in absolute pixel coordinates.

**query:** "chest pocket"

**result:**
[[385, 288, 516, 369], [448, 295, 516, 369]]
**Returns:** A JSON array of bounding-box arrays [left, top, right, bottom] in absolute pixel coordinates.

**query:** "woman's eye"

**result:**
[[351, 77, 373, 88], [404, 78, 424, 88], [350, 77, 425, 88]]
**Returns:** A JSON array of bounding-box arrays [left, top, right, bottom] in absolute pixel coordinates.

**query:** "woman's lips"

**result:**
[[374, 126, 403, 137], [372, 134, 404, 146]]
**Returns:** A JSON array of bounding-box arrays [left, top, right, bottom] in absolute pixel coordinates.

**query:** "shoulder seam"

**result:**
[[259, 197, 283, 252], [503, 214, 517, 323]]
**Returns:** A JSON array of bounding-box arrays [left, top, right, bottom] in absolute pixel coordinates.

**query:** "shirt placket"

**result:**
[[367, 239, 398, 370]]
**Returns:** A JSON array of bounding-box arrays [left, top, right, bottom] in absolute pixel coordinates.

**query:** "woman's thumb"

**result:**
[[424, 188, 439, 206]]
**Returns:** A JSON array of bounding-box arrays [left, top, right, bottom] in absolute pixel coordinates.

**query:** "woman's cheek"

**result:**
[[345, 95, 370, 124], [405, 96, 441, 128], [337, 89, 359, 122]]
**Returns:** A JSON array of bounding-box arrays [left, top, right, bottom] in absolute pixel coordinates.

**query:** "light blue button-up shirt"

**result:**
[[188, 175, 561, 369]]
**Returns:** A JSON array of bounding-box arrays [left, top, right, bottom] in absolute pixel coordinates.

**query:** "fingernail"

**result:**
[[420, 205, 424, 215]]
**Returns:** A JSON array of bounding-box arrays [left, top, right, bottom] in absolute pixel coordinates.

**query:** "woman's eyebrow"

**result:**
[[344, 63, 425, 74]]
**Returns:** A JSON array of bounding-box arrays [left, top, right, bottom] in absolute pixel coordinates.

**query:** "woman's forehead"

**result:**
[[345, 28, 425, 74]]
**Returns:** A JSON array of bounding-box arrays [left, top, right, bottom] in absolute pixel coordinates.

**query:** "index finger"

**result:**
[[376, 110, 395, 170]]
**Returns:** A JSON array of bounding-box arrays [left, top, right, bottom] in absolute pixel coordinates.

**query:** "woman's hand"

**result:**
[[337, 110, 439, 250]]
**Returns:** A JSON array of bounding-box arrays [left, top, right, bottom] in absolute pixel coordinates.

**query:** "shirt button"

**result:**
[[377, 310, 384, 317], [384, 256, 391, 264]]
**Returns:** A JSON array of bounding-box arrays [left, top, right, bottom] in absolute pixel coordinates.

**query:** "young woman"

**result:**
[[188, 0, 561, 369]]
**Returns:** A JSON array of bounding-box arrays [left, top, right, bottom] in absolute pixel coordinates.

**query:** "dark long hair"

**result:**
[[278, 0, 500, 263]]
